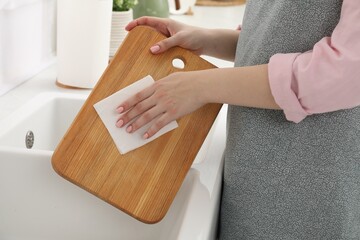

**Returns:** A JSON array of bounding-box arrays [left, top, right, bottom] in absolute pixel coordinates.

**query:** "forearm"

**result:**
[[116, 64, 280, 138], [200, 29, 240, 61], [193, 65, 280, 110]]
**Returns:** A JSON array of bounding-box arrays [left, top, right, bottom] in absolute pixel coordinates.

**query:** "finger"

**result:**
[[116, 85, 155, 114], [125, 17, 171, 36], [126, 105, 165, 133], [143, 113, 173, 139], [125, 19, 138, 31], [117, 96, 157, 128], [150, 37, 181, 54]]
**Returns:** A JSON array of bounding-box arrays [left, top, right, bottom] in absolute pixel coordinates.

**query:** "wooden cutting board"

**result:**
[[52, 26, 221, 224]]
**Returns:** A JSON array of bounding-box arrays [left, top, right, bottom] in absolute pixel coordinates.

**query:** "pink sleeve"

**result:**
[[268, 0, 360, 123]]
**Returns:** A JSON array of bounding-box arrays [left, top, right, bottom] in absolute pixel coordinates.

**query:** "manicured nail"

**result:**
[[150, 45, 160, 53], [116, 119, 123, 128], [117, 106, 124, 113], [143, 132, 149, 139], [126, 125, 133, 133]]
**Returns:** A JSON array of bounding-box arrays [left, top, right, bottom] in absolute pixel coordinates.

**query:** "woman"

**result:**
[[116, 0, 360, 239]]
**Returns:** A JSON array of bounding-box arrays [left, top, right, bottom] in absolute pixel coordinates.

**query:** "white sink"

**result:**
[[0, 92, 226, 240], [0, 92, 85, 151]]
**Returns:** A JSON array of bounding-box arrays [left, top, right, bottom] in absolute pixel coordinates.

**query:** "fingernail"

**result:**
[[126, 125, 133, 133], [117, 106, 124, 113], [143, 133, 149, 139], [150, 45, 160, 53], [116, 119, 123, 128]]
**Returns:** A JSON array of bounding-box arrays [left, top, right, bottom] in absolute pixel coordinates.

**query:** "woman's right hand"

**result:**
[[125, 16, 206, 55]]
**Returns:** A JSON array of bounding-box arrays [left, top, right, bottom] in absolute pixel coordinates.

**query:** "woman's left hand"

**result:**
[[115, 72, 205, 139]]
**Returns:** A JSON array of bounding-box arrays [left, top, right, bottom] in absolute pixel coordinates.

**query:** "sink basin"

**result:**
[[0, 92, 227, 240], [0, 92, 85, 151]]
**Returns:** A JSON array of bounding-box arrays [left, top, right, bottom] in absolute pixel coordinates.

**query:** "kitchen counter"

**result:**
[[0, 5, 245, 121]]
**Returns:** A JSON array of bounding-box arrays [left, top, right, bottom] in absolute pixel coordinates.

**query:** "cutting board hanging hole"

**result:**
[[172, 58, 185, 69]]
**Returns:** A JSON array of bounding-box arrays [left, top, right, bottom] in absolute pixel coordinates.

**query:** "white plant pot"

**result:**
[[110, 9, 133, 57]]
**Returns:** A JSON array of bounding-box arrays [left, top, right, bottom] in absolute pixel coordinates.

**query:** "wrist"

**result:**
[[199, 29, 217, 56], [188, 70, 213, 105], [200, 29, 239, 61]]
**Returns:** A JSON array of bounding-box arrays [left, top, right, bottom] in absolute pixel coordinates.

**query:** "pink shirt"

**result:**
[[268, 0, 360, 123]]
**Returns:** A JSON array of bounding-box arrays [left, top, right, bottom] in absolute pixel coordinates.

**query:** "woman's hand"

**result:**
[[126, 16, 240, 61], [126, 16, 206, 55], [115, 72, 205, 139]]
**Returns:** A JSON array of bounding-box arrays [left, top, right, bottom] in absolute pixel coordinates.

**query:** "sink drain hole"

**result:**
[[25, 131, 34, 149]]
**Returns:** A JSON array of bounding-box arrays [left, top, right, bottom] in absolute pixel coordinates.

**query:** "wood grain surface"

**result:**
[[52, 26, 221, 224]]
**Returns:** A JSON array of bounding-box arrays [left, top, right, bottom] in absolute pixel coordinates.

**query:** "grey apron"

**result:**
[[219, 1, 360, 239]]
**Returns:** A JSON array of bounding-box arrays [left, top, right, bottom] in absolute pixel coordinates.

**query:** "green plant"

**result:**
[[113, 0, 138, 11]]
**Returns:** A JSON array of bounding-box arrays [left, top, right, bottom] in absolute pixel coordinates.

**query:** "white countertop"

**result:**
[[0, 5, 245, 121]]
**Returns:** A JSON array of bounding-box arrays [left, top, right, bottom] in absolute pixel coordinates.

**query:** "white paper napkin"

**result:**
[[94, 75, 178, 154]]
